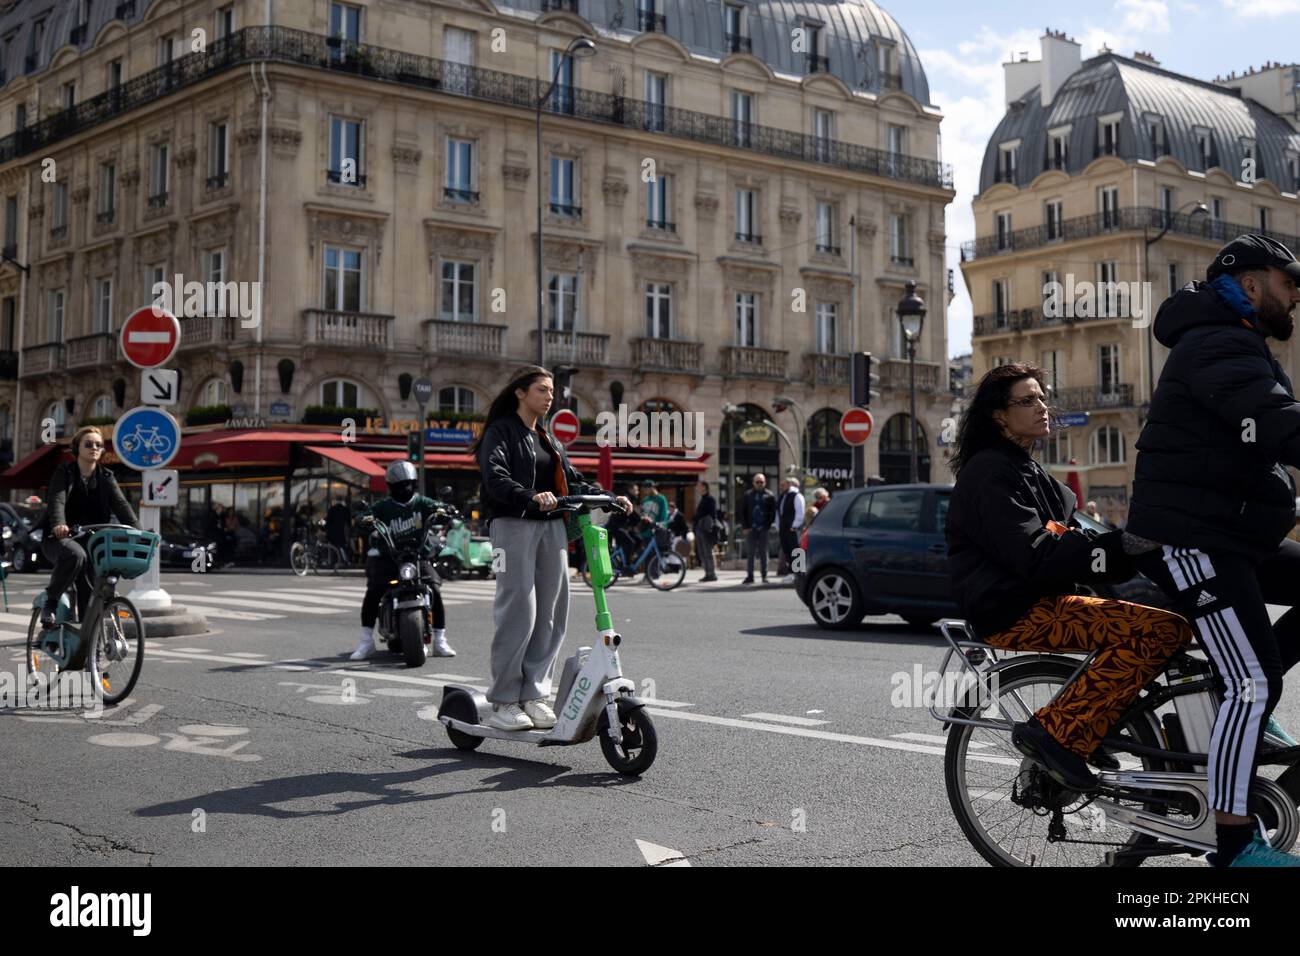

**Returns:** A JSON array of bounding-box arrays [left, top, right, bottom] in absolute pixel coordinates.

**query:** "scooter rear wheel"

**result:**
[[440, 691, 483, 751], [598, 706, 657, 775]]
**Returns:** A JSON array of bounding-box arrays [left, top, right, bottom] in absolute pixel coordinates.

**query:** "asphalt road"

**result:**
[[2, 567, 1297, 867]]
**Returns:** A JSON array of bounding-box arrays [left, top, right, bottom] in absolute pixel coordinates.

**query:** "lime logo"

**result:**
[[564, 676, 591, 721]]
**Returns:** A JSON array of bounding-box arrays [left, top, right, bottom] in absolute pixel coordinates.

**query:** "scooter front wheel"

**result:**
[[598, 706, 657, 775], [440, 688, 483, 751]]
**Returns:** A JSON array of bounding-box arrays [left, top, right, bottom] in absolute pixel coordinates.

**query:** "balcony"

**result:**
[[878, 358, 941, 393], [890, 254, 914, 268], [325, 168, 366, 188], [0, 350, 17, 379], [878, 71, 903, 91], [1053, 384, 1134, 412], [725, 33, 751, 54], [734, 231, 762, 245], [805, 54, 830, 74], [530, 329, 609, 366], [645, 218, 676, 233], [303, 309, 394, 350], [814, 242, 841, 256], [541, 0, 579, 10], [20, 343, 65, 378], [178, 314, 237, 349], [962, 206, 1300, 263], [803, 353, 849, 386], [637, 11, 667, 33], [206, 171, 230, 190], [424, 318, 506, 357], [721, 345, 788, 380], [66, 332, 114, 369], [444, 187, 479, 203], [631, 337, 702, 374], [549, 202, 582, 218]]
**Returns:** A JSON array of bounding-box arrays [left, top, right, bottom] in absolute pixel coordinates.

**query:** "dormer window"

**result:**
[[1047, 127, 1070, 171], [1098, 114, 1121, 157], [1195, 127, 1216, 170], [997, 141, 1020, 184], [1145, 114, 1167, 157], [1241, 137, 1257, 181]]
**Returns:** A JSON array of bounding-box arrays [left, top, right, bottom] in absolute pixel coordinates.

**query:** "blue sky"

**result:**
[[909, 0, 1300, 356]]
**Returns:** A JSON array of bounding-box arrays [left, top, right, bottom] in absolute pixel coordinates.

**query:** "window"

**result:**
[[886, 124, 906, 174], [992, 355, 1015, 368], [547, 272, 578, 331], [1041, 348, 1065, 396], [16, 104, 25, 131], [998, 142, 1019, 182], [1211, 196, 1225, 223], [62, 81, 75, 109], [108, 59, 122, 90], [324, 246, 363, 312], [724, 3, 744, 46], [97, 162, 115, 218], [1160, 186, 1174, 226], [992, 279, 1009, 322], [1241, 138, 1256, 170], [845, 489, 923, 532], [1043, 431, 1070, 466], [328, 116, 362, 186], [45, 401, 66, 436], [207, 121, 229, 187], [549, 156, 577, 216], [645, 282, 672, 338], [2, 194, 14, 252], [803, 24, 824, 72], [890, 213, 911, 265], [47, 290, 65, 342], [439, 260, 475, 321], [734, 292, 758, 347], [1098, 186, 1120, 229], [1289, 153, 1300, 192], [637, 0, 662, 32], [1099, 117, 1121, 156], [995, 210, 1012, 251], [149, 143, 169, 203], [444, 138, 476, 201], [146, 263, 165, 305], [442, 26, 474, 93], [549, 50, 575, 114], [1049, 129, 1069, 170], [157, 34, 176, 66], [1098, 261, 1119, 315], [1092, 425, 1125, 465], [437, 387, 476, 413], [1045, 199, 1063, 241], [735, 188, 758, 242], [93, 277, 112, 333], [731, 90, 752, 147], [52, 181, 67, 230], [1146, 115, 1167, 156], [644, 71, 667, 132], [815, 201, 837, 253], [200, 379, 229, 406], [1098, 343, 1121, 394], [647, 174, 672, 230], [1042, 270, 1059, 318], [813, 108, 835, 161], [815, 302, 837, 353], [322, 380, 361, 409], [216, 4, 235, 39], [1196, 128, 1216, 169], [1259, 207, 1270, 233], [26, 19, 44, 73], [329, 2, 361, 43], [1168, 262, 1180, 297], [0, 296, 13, 351], [90, 393, 113, 419], [205, 248, 225, 286]]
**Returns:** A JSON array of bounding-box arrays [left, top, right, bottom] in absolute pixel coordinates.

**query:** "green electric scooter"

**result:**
[[437, 494, 658, 775]]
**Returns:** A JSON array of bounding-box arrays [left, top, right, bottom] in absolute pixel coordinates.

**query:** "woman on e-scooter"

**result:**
[[470, 366, 632, 731]]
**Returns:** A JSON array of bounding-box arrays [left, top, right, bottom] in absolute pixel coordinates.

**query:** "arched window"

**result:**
[[1091, 425, 1125, 465], [720, 402, 775, 446], [199, 378, 229, 407], [879, 413, 930, 483], [89, 393, 114, 419], [437, 386, 477, 413], [881, 414, 926, 454], [321, 378, 371, 409], [44, 401, 66, 437], [807, 407, 848, 450]]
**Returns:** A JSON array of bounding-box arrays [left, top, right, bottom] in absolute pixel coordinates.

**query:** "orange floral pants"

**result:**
[[985, 595, 1192, 756]]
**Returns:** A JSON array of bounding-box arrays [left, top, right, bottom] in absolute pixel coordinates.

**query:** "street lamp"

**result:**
[[896, 281, 927, 484], [1143, 201, 1208, 403], [721, 403, 744, 558], [536, 36, 597, 368], [773, 395, 808, 486]]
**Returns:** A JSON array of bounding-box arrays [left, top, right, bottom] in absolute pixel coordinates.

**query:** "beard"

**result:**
[[1258, 289, 1296, 341]]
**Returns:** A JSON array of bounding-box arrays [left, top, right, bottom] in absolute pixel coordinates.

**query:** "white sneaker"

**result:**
[[486, 703, 533, 731], [430, 630, 456, 657], [349, 628, 375, 660], [522, 699, 557, 729]]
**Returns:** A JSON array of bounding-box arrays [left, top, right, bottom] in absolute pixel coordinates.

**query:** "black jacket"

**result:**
[[476, 413, 599, 525], [1127, 282, 1300, 559], [41, 461, 138, 533], [946, 438, 1130, 637], [693, 493, 717, 525], [740, 488, 776, 530]]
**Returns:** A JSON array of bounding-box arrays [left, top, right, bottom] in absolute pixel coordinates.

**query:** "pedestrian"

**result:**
[[693, 479, 718, 582], [638, 478, 669, 543], [325, 496, 351, 564], [804, 487, 830, 529], [471, 365, 632, 732], [607, 482, 642, 560], [739, 473, 776, 584], [776, 477, 805, 582]]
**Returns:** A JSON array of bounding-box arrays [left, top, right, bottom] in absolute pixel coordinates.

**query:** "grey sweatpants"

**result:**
[[487, 516, 570, 705]]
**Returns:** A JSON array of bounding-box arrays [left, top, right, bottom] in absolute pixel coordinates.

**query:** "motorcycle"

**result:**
[[364, 518, 442, 668], [436, 505, 494, 579]]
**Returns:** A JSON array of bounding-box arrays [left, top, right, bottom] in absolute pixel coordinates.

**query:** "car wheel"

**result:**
[[807, 568, 865, 630], [11, 548, 25, 573]]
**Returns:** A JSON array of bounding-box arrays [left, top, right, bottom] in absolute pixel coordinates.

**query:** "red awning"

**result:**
[[306, 445, 388, 491], [0, 442, 64, 490]]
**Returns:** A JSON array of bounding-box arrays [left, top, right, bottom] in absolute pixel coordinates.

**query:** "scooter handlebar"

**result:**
[[548, 494, 629, 515]]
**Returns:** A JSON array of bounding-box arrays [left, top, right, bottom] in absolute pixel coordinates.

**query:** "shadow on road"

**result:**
[[738, 621, 944, 648]]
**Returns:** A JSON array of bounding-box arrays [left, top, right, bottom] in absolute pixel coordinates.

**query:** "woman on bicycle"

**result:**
[[471, 366, 631, 731], [38, 426, 139, 628], [946, 364, 1193, 791]]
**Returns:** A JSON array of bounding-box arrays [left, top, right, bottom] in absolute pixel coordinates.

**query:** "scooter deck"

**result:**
[[439, 715, 569, 745]]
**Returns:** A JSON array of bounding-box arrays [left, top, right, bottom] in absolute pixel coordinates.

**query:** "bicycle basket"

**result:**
[[653, 526, 672, 550], [88, 528, 160, 580]]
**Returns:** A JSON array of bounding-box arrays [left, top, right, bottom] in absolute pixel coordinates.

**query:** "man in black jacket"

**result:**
[[740, 473, 776, 584], [1126, 234, 1300, 867]]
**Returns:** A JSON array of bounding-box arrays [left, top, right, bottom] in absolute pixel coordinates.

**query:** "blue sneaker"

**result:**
[[1223, 832, 1300, 867], [1265, 715, 1299, 748]]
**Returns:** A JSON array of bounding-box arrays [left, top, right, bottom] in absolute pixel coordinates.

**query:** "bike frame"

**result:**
[[36, 556, 116, 669]]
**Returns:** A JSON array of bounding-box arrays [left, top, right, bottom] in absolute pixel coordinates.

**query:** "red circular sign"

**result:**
[[120, 307, 181, 369], [550, 409, 580, 447], [839, 407, 875, 446]]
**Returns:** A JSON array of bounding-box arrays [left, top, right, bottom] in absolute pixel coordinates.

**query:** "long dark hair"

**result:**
[[469, 364, 552, 458], [950, 363, 1048, 478]]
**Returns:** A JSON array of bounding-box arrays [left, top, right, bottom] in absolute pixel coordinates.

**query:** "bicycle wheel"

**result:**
[[25, 609, 65, 706], [91, 597, 144, 706], [316, 544, 341, 574], [289, 541, 309, 576], [944, 658, 1170, 868], [645, 549, 686, 590]]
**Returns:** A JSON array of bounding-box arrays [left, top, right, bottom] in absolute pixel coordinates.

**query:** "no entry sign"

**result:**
[[120, 307, 181, 369], [550, 409, 580, 447], [839, 407, 875, 446]]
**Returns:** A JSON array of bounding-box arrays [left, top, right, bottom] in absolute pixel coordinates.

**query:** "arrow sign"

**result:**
[[839, 407, 875, 447], [142, 469, 179, 506], [120, 307, 181, 369], [550, 408, 580, 447], [141, 368, 178, 406]]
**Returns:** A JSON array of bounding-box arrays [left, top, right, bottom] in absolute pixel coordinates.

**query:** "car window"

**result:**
[[866, 490, 923, 532], [843, 493, 872, 529], [935, 494, 950, 535]]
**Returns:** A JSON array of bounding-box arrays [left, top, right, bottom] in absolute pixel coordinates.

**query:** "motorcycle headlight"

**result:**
[[399, 562, 417, 582]]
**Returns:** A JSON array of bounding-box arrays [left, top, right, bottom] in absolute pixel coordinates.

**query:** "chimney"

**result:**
[[1217, 61, 1300, 132], [1003, 50, 1039, 106], [1041, 29, 1082, 108], [1133, 50, 1159, 66]]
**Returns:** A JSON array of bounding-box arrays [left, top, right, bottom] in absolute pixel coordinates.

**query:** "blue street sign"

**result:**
[[1054, 412, 1089, 428], [114, 406, 181, 470], [270, 400, 291, 417], [426, 427, 472, 445]]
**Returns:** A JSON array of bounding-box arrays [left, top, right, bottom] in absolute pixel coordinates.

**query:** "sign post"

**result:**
[[412, 377, 433, 494], [117, 307, 182, 610]]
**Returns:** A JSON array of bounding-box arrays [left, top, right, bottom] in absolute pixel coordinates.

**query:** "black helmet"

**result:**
[[385, 460, 419, 504]]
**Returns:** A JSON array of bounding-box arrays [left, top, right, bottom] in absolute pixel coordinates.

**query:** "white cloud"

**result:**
[[1220, 0, 1300, 14], [1116, 0, 1171, 33]]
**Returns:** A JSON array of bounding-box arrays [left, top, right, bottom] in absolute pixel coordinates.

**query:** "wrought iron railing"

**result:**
[[637, 11, 667, 33], [1053, 384, 1134, 411], [725, 33, 751, 54], [805, 54, 830, 74], [444, 187, 479, 203], [646, 218, 676, 233]]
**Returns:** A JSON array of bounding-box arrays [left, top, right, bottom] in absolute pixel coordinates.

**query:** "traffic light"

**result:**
[[407, 429, 421, 464], [553, 364, 579, 410], [851, 352, 880, 408]]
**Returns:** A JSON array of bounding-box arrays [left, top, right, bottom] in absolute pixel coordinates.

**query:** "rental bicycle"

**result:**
[[580, 524, 685, 591], [289, 519, 341, 576]]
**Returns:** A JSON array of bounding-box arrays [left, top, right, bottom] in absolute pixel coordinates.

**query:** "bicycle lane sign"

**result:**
[[113, 406, 181, 470]]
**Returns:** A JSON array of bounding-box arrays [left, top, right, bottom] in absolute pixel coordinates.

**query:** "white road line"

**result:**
[[426, 673, 485, 683], [180, 592, 342, 614], [634, 698, 693, 709], [741, 712, 829, 727], [0, 611, 34, 627], [258, 588, 369, 600], [147, 647, 487, 691], [636, 840, 691, 867], [893, 732, 990, 750], [163, 604, 284, 621]]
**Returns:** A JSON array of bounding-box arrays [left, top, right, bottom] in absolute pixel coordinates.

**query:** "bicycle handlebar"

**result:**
[[65, 522, 139, 538]]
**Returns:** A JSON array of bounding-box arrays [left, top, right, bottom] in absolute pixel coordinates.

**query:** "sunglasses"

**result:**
[[83, 441, 104, 449]]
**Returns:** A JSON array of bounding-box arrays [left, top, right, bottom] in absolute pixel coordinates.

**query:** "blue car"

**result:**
[[794, 483, 1171, 630]]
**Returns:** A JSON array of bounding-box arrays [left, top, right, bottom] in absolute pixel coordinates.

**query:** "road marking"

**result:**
[[634, 698, 693, 709], [147, 647, 488, 692], [173, 592, 341, 614], [893, 732, 990, 750], [426, 673, 485, 683], [636, 840, 691, 867], [259, 588, 369, 600], [163, 604, 283, 621], [742, 712, 829, 727]]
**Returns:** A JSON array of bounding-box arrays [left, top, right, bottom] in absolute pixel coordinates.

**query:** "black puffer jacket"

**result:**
[[476, 413, 600, 526], [947, 437, 1130, 637], [1127, 282, 1300, 559]]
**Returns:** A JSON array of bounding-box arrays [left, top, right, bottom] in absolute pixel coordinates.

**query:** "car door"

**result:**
[[844, 488, 928, 603]]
